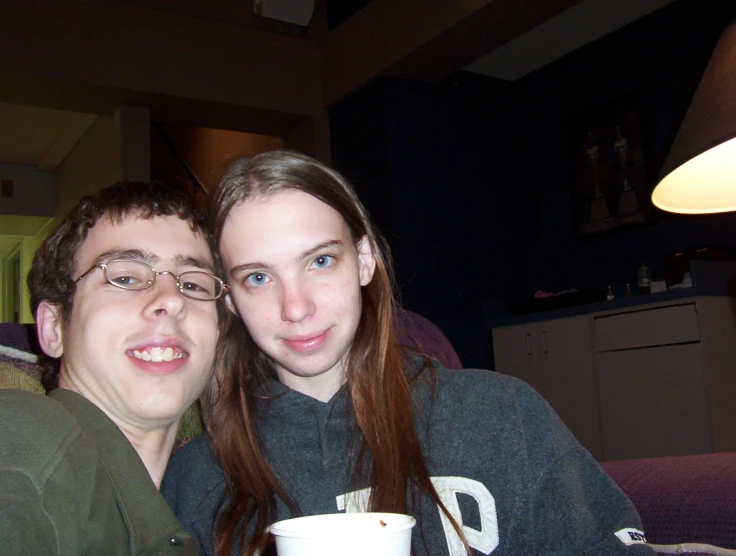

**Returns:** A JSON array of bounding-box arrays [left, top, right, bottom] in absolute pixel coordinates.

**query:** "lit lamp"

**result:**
[[652, 19, 736, 214]]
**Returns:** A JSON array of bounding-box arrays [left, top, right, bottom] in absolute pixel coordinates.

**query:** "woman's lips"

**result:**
[[282, 329, 330, 353]]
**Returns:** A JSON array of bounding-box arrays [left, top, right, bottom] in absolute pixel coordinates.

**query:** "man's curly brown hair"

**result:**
[[27, 180, 211, 391]]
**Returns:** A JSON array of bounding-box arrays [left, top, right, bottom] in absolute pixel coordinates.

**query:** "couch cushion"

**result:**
[[0, 360, 44, 392], [602, 453, 736, 550]]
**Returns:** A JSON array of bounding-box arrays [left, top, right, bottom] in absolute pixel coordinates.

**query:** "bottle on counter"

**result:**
[[606, 285, 615, 301], [637, 263, 652, 294], [625, 283, 633, 297]]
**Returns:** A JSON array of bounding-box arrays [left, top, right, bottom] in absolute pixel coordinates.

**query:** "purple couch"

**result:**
[[603, 453, 736, 555]]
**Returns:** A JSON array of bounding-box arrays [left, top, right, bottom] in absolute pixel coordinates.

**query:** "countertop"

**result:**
[[485, 260, 736, 329]]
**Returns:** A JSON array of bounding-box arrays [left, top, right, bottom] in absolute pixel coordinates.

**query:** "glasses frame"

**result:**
[[74, 259, 229, 301]]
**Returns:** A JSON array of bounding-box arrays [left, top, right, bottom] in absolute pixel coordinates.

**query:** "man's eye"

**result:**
[[312, 255, 334, 269], [244, 272, 270, 287], [181, 281, 208, 293], [110, 275, 140, 286]]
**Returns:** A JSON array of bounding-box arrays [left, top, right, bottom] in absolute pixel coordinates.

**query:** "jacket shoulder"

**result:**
[[0, 388, 79, 430], [0, 389, 84, 469]]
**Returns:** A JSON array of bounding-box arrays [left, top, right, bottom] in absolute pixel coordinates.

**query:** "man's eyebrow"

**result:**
[[92, 249, 157, 266], [175, 255, 215, 273], [91, 250, 214, 272], [229, 239, 344, 278]]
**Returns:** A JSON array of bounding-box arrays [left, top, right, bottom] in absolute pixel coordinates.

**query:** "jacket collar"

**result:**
[[49, 389, 197, 555]]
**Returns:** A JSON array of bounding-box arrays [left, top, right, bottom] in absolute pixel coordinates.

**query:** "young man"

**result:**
[[0, 181, 227, 555]]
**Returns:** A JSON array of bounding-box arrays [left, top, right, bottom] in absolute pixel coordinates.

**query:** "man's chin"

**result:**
[[134, 399, 193, 430]]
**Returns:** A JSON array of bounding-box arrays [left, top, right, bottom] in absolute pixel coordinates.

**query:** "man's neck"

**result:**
[[120, 424, 179, 489], [57, 378, 178, 489]]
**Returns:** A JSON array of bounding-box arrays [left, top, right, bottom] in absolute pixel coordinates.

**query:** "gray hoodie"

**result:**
[[162, 357, 654, 555]]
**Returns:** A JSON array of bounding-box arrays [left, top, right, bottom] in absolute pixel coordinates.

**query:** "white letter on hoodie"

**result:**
[[337, 476, 499, 555], [431, 476, 498, 555]]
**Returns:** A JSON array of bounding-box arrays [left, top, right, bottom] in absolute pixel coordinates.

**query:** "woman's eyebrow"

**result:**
[[298, 240, 343, 263], [229, 260, 269, 278]]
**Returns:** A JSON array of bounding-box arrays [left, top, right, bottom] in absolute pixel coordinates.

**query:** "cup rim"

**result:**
[[269, 512, 417, 539]]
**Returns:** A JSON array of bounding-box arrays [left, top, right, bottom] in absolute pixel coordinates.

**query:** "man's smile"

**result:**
[[129, 346, 187, 362]]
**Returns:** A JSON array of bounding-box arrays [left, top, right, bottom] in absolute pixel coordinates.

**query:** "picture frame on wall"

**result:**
[[566, 94, 654, 237]]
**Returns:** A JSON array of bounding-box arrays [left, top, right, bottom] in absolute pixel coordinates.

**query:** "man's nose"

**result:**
[[146, 272, 186, 318]]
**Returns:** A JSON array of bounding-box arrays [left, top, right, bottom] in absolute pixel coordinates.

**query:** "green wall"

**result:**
[[0, 216, 55, 323]]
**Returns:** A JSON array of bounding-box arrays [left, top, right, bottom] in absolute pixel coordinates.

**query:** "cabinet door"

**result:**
[[492, 324, 543, 394], [540, 316, 602, 460], [597, 343, 711, 460]]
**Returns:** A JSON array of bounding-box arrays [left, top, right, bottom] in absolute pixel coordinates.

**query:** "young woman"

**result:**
[[162, 150, 654, 556]]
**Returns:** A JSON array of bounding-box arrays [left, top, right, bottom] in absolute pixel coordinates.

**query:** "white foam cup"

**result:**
[[269, 512, 416, 556]]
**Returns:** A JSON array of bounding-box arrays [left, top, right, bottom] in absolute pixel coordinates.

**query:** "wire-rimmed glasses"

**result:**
[[75, 259, 228, 301]]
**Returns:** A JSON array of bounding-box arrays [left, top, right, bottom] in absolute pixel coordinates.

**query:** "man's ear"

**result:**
[[357, 235, 377, 286], [224, 293, 240, 316], [36, 301, 64, 358]]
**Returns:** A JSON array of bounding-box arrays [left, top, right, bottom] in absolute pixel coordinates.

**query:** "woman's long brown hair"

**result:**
[[206, 150, 469, 555]]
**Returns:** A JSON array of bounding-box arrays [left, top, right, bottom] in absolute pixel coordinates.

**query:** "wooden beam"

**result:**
[[0, 0, 321, 117], [320, 0, 585, 106]]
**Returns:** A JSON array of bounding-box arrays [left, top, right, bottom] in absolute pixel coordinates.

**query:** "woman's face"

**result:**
[[219, 189, 376, 401]]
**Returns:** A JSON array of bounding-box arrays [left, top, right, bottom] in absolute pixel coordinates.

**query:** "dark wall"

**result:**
[[329, 0, 736, 369], [508, 0, 736, 296], [331, 76, 507, 368]]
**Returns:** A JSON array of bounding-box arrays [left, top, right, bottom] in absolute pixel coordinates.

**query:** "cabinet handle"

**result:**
[[525, 333, 533, 355], [541, 330, 548, 354]]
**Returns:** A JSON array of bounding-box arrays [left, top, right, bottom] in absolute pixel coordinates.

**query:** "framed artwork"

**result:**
[[566, 95, 653, 237]]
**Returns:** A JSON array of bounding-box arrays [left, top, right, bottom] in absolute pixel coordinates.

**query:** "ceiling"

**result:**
[[0, 0, 679, 171], [0, 103, 97, 171], [463, 0, 678, 80]]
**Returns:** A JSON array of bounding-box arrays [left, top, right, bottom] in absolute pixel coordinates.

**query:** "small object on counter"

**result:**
[[651, 280, 667, 293], [670, 272, 693, 289], [533, 290, 556, 298], [625, 283, 633, 297], [637, 263, 652, 294], [606, 286, 615, 301]]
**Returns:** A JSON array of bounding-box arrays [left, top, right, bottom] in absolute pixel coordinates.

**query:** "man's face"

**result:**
[[45, 215, 219, 432], [220, 189, 375, 401]]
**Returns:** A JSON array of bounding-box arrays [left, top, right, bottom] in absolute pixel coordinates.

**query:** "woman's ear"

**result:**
[[357, 235, 377, 286], [36, 301, 64, 358]]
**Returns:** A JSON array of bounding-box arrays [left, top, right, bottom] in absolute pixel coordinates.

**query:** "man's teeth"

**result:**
[[132, 347, 183, 362]]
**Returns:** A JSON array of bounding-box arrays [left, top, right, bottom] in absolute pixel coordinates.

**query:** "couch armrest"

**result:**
[[602, 453, 736, 552]]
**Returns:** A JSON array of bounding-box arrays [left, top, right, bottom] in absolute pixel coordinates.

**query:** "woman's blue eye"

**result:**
[[245, 272, 269, 287], [312, 255, 334, 269]]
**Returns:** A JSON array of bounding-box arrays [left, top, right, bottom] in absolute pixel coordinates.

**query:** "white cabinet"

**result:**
[[492, 323, 543, 393], [594, 298, 736, 460], [492, 316, 602, 460], [493, 296, 736, 461], [596, 343, 710, 460]]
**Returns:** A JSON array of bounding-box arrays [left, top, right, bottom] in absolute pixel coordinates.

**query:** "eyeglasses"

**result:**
[[75, 259, 229, 301]]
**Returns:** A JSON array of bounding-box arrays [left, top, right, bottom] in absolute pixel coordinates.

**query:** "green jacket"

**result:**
[[0, 388, 198, 556]]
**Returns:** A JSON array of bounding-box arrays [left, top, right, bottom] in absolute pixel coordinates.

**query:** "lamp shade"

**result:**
[[652, 19, 736, 214]]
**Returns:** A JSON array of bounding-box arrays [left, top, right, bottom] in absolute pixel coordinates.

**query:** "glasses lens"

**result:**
[[105, 260, 155, 290], [179, 271, 222, 300]]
